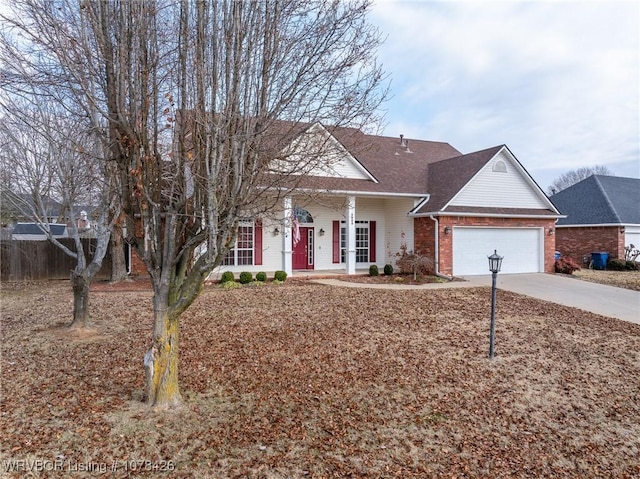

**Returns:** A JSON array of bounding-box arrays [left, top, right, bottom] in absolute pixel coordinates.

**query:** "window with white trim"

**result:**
[[222, 221, 254, 266], [340, 220, 370, 263]]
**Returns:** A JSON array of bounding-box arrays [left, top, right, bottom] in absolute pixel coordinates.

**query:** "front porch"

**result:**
[[210, 194, 422, 279]]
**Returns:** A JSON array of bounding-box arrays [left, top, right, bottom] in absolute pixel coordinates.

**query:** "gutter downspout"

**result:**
[[430, 215, 453, 280]]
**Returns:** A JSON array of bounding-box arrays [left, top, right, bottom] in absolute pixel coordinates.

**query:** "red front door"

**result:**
[[292, 227, 314, 270]]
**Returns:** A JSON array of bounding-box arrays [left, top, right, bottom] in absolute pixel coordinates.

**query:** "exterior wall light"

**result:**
[[273, 227, 280, 236], [319, 228, 325, 236], [548, 227, 555, 235], [444, 226, 451, 234]]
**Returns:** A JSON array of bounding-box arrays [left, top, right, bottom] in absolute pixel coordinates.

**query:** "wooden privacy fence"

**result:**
[[0, 239, 112, 281]]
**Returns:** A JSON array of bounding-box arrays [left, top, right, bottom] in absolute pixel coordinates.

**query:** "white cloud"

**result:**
[[370, 0, 639, 188]]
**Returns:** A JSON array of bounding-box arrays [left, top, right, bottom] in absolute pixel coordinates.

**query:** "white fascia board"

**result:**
[[305, 122, 379, 184], [259, 185, 427, 199], [408, 196, 431, 215], [502, 147, 561, 214], [557, 223, 640, 228], [300, 187, 427, 198], [442, 145, 561, 214], [411, 210, 566, 219]]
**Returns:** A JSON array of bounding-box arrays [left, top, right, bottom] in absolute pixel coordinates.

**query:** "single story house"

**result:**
[[550, 175, 640, 264], [206, 123, 561, 278]]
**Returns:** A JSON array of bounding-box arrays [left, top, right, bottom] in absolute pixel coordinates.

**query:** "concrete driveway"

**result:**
[[464, 273, 640, 325]]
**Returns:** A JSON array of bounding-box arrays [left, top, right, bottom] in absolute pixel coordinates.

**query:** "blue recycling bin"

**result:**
[[554, 251, 561, 261], [591, 252, 609, 270]]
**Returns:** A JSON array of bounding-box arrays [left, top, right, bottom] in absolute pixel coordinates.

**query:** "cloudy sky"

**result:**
[[368, 0, 639, 191]]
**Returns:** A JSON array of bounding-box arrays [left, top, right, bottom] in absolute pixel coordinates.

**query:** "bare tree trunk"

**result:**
[[69, 270, 90, 329], [110, 218, 128, 282], [144, 290, 182, 408]]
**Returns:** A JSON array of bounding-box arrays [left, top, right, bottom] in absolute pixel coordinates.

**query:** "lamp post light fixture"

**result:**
[[488, 249, 503, 360]]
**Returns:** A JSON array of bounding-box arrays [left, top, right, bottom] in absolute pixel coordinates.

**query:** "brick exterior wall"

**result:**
[[414, 216, 557, 276], [555, 226, 624, 265], [130, 247, 147, 276]]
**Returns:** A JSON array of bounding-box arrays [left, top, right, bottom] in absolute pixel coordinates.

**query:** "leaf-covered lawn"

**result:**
[[573, 269, 640, 291], [1, 281, 639, 478]]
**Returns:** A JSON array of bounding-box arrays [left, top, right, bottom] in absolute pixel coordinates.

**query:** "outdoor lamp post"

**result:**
[[488, 250, 503, 360]]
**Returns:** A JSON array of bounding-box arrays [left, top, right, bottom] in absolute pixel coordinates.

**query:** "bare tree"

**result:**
[[547, 165, 613, 195], [0, 99, 116, 329], [1, 0, 387, 409]]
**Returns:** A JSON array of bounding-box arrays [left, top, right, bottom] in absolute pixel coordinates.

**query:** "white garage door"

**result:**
[[453, 227, 543, 275], [625, 226, 640, 250]]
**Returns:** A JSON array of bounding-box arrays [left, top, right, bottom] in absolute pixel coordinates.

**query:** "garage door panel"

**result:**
[[625, 227, 640, 249], [453, 227, 542, 275]]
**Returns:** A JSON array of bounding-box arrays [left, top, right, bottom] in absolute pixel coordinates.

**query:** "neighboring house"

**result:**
[[0, 191, 63, 224], [1, 190, 97, 239], [11, 223, 68, 240], [550, 175, 640, 264], [199, 123, 561, 277]]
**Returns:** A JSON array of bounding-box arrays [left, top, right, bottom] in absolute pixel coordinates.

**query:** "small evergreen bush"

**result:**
[[274, 270, 287, 282], [369, 265, 379, 276], [255, 271, 267, 282], [607, 259, 627, 271], [383, 264, 393, 275], [608, 258, 640, 271], [239, 271, 253, 284], [555, 256, 581, 275], [220, 271, 235, 283]]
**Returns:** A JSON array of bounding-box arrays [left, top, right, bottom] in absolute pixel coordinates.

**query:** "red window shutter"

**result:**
[[254, 219, 263, 265], [332, 220, 340, 263], [369, 221, 376, 262]]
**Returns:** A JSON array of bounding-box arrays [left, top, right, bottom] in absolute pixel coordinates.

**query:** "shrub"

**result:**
[[396, 251, 434, 280], [255, 271, 267, 282], [626, 261, 640, 271], [239, 272, 253, 284], [383, 264, 393, 275], [274, 270, 287, 282], [555, 256, 581, 275], [608, 258, 627, 271], [221, 281, 241, 290], [220, 271, 235, 283], [610, 258, 640, 271], [369, 265, 379, 276]]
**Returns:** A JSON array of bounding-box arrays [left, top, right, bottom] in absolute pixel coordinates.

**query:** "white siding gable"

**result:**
[[271, 123, 376, 181], [448, 148, 550, 209]]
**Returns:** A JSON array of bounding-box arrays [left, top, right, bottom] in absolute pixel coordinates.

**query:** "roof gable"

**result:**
[[551, 175, 640, 225], [413, 145, 558, 215], [272, 126, 462, 197], [272, 122, 377, 182], [447, 147, 554, 210]]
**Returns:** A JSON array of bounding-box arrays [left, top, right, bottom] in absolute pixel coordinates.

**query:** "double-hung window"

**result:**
[[340, 221, 370, 263], [223, 221, 254, 266]]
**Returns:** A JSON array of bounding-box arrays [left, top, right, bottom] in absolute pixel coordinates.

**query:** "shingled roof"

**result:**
[[280, 127, 463, 195], [12, 223, 67, 236], [550, 175, 640, 225], [270, 125, 560, 218], [417, 146, 504, 212]]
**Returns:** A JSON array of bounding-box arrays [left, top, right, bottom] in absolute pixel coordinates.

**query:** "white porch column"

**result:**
[[282, 196, 293, 276], [345, 196, 356, 274]]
